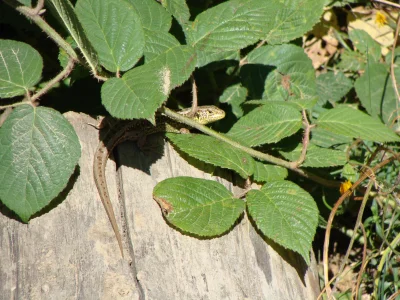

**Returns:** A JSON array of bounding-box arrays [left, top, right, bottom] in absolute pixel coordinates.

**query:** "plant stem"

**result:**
[[292, 109, 314, 168], [4, 0, 80, 63], [333, 180, 373, 292], [161, 106, 340, 188], [0, 101, 31, 110], [374, 231, 400, 299], [31, 0, 45, 15], [31, 58, 75, 103], [323, 154, 399, 299]]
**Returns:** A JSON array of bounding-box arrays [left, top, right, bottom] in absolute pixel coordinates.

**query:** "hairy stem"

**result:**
[[291, 109, 314, 168], [5, 0, 80, 62], [161, 106, 340, 188], [31, 58, 75, 103]]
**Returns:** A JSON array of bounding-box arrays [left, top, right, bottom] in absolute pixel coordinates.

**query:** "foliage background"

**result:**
[[1, 0, 400, 299]]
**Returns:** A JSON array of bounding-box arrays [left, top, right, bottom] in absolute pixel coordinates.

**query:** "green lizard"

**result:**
[[93, 106, 225, 257]]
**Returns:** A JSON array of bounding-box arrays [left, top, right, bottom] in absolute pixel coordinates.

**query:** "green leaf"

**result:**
[[316, 106, 400, 142], [167, 133, 255, 179], [252, 161, 288, 182], [341, 163, 358, 183], [218, 84, 247, 118], [227, 102, 302, 147], [48, 0, 98, 73], [316, 71, 353, 106], [160, 0, 190, 25], [240, 64, 274, 100], [153, 177, 245, 236], [58, 38, 89, 85], [0, 40, 43, 98], [349, 29, 381, 62], [280, 144, 347, 168], [195, 49, 240, 69], [337, 50, 365, 72], [245, 44, 317, 109], [143, 30, 180, 62], [75, 0, 144, 73], [101, 45, 196, 120], [186, 0, 268, 53], [185, 0, 269, 67], [127, 0, 172, 32], [247, 180, 318, 264], [0, 105, 81, 222], [262, 0, 325, 45], [17, 0, 31, 6], [354, 62, 399, 126], [185, 0, 324, 67], [311, 127, 352, 148]]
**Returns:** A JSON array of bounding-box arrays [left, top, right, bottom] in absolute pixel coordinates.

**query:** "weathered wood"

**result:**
[[0, 112, 320, 299]]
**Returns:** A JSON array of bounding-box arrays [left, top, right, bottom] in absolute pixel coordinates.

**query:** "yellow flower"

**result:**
[[375, 11, 387, 27], [340, 180, 353, 195]]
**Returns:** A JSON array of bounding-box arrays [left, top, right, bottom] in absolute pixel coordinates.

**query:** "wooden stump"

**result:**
[[0, 112, 320, 299]]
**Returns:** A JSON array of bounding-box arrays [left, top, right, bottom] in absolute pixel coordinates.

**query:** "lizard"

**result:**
[[93, 106, 225, 257]]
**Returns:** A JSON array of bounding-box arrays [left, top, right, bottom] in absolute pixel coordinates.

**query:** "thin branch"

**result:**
[[30, 0, 45, 16], [333, 180, 373, 292], [0, 101, 32, 110], [317, 276, 339, 300], [372, 0, 400, 9], [323, 154, 399, 299], [93, 73, 108, 81], [374, 231, 400, 299], [4, 0, 80, 63], [292, 110, 314, 168], [160, 106, 341, 188], [31, 58, 75, 103], [353, 223, 367, 300], [388, 290, 400, 300]]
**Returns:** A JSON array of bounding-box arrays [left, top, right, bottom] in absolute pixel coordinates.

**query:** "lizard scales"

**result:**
[[93, 106, 225, 257]]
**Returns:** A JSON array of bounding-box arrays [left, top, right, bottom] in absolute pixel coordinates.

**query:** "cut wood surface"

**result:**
[[0, 112, 320, 299]]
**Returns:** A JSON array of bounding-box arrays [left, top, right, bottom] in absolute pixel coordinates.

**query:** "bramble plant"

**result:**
[[1, 0, 400, 298]]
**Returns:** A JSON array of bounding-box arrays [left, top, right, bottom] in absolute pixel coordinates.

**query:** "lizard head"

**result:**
[[179, 106, 225, 125]]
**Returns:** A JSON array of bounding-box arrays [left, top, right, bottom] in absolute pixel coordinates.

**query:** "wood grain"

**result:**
[[0, 112, 320, 300]]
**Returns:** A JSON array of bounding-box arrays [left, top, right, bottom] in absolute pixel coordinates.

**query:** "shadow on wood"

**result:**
[[0, 112, 320, 300]]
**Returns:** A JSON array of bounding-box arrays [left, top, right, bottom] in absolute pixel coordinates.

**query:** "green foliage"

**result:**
[[153, 177, 245, 236], [337, 50, 366, 72], [75, 0, 144, 72], [1, 0, 400, 283], [252, 161, 288, 182], [245, 44, 317, 108], [316, 106, 400, 142], [160, 0, 190, 26], [227, 102, 303, 147], [167, 133, 255, 178], [0, 105, 81, 221], [129, 0, 172, 32], [0, 40, 43, 98], [349, 29, 381, 62], [280, 143, 347, 168], [48, 0, 99, 73], [101, 45, 196, 120], [247, 180, 318, 264], [355, 62, 400, 125], [311, 127, 353, 148], [316, 71, 353, 106], [218, 84, 247, 118]]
